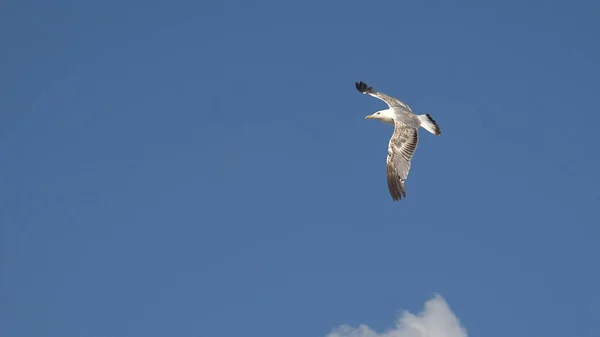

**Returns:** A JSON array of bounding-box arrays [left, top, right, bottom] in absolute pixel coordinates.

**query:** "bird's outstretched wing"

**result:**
[[355, 81, 412, 111], [386, 121, 419, 201]]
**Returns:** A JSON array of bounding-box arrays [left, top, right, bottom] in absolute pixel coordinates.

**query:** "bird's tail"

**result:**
[[418, 114, 442, 136]]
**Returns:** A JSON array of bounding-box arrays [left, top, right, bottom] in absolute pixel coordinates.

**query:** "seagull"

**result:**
[[356, 81, 441, 201]]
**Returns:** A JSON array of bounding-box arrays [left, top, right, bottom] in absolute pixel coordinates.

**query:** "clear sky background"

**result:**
[[2, 1, 599, 336]]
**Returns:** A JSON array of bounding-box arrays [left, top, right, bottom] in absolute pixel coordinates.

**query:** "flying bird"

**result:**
[[356, 81, 441, 201]]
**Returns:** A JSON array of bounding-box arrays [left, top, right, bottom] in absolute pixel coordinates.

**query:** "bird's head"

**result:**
[[365, 109, 395, 125]]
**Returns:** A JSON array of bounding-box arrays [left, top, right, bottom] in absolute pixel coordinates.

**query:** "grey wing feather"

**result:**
[[355, 81, 412, 111], [386, 122, 419, 201]]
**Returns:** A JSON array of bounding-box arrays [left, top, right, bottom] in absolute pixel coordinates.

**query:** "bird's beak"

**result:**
[[365, 114, 374, 119]]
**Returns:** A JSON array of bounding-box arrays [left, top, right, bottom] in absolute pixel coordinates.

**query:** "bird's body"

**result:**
[[373, 107, 421, 127], [356, 81, 441, 201]]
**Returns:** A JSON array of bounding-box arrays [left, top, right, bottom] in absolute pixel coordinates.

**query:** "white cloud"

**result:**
[[326, 294, 468, 337]]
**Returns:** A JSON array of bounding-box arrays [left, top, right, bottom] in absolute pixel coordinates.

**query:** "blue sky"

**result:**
[[2, 0, 599, 336]]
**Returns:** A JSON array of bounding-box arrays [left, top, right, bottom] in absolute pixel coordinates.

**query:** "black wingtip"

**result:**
[[386, 170, 407, 201], [355, 81, 372, 94]]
